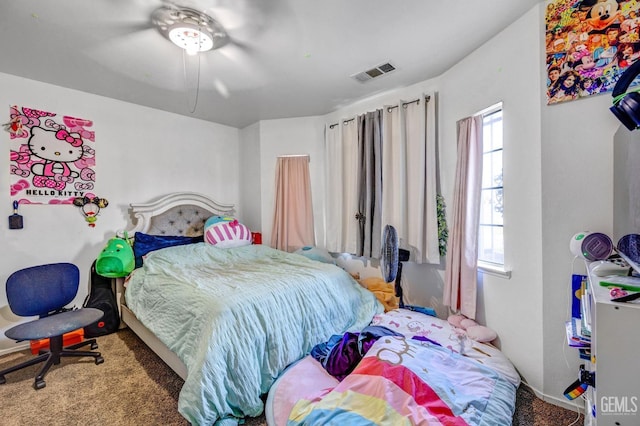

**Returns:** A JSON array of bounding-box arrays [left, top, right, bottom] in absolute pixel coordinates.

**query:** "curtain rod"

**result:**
[[386, 95, 431, 113], [277, 154, 310, 162], [329, 95, 431, 128], [329, 117, 355, 129]]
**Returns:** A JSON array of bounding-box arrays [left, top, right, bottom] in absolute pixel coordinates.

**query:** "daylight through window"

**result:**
[[478, 105, 504, 266]]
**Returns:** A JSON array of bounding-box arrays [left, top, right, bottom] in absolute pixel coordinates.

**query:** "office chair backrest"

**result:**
[[6, 263, 79, 318]]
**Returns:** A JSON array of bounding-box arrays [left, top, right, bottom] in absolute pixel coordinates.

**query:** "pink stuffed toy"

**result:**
[[447, 314, 497, 343], [204, 216, 252, 248], [447, 314, 466, 328]]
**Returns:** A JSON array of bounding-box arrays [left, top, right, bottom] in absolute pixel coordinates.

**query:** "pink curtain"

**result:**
[[270, 156, 315, 252], [443, 116, 483, 319]]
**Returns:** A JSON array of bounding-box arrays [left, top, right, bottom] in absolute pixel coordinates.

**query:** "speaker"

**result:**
[[610, 60, 640, 131], [569, 231, 613, 261]]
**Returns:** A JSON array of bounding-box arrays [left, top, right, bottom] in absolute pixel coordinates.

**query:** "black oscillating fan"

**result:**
[[381, 225, 399, 282], [380, 225, 410, 308]]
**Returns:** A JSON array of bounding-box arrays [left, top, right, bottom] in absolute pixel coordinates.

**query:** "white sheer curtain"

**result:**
[[382, 103, 406, 238], [443, 115, 483, 319], [270, 155, 315, 252], [324, 94, 437, 262], [324, 120, 359, 253], [324, 123, 342, 251], [382, 95, 439, 264], [343, 120, 359, 254]]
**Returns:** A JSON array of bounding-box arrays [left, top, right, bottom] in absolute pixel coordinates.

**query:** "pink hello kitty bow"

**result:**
[[55, 129, 83, 147]]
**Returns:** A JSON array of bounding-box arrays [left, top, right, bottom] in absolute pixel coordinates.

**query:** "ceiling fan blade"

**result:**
[[198, 47, 267, 92], [91, 0, 162, 34], [104, 20, 154, 36], [86, 28, 187, 91], [193, 0, 294, 51], [213, 78, 230, 99], [227, 38, 254, 54]]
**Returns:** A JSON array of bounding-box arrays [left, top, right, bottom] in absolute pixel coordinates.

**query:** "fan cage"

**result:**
[[381, 225, 399, 283]]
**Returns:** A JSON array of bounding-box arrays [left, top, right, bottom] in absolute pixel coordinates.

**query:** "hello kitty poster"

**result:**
[[7, 105, 96, 204]]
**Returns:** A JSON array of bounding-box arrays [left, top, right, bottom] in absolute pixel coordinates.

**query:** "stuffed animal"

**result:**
[[447, 314, 498, 343], [358, 276, 399, 312], [96, 237, 135, 278], [204, 216, 251, 248]]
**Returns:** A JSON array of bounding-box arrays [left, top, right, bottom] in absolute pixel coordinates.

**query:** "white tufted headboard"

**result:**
[[126, 192, 236, 237]]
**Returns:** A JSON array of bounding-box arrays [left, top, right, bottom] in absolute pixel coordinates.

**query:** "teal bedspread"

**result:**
[[125, 243, 382, 425]]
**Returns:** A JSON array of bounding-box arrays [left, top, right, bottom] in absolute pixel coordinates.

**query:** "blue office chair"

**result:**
[[0, 263, 105, 389]]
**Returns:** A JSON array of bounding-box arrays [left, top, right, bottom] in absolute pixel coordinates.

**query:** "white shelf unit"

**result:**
[[583, 263, 640, 425]]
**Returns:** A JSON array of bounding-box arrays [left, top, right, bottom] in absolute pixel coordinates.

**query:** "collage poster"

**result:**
[[7, 105, 96, 204], [546, 0, 640, 104]]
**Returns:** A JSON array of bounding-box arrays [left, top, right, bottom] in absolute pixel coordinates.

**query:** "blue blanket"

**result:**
[[125, 243, 382, 425]]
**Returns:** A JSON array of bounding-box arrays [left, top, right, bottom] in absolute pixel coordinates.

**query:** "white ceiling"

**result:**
[[0, 0, 542, 128]]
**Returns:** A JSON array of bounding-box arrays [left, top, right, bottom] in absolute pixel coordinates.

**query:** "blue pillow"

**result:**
[[294, 246, 336, 264], [133, 232, 203, 268]]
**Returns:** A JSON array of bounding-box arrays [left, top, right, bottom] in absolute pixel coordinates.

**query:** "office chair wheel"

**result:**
[[91, 342, 98, 350], [95, 356, 104, 365], [34, 379, 46, 390]]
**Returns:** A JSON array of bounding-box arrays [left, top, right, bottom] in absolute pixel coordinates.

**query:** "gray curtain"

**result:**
[[356, 110, 383, 258]]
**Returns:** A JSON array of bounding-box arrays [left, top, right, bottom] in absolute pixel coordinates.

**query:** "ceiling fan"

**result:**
[[152, 4, 232, 109], [88, 1, 275, 110]]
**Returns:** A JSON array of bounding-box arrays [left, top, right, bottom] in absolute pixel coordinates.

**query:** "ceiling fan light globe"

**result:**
[[153, 6, 229, 52], [168, 26, 214, 53]]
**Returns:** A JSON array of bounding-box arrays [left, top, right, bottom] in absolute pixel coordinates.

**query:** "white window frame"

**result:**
[[476, 103, 511, 278]]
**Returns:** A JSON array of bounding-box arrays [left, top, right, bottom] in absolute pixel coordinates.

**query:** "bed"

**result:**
[[265, 308, 521, 425], [116, 192, 383, 426]]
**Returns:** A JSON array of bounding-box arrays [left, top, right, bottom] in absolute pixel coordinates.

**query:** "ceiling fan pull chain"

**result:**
[[182, 48, 201, 114]]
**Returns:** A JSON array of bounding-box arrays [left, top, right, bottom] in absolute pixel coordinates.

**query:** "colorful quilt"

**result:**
[[287, 335, 517, 425]]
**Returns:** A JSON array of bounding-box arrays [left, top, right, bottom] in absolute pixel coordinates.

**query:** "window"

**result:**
[[478, 104, 504, 267]]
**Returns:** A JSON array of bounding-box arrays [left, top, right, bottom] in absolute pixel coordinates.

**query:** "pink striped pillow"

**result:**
[[204, 216, 252, 248]]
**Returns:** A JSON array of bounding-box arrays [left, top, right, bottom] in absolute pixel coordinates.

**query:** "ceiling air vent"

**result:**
[[351, 62, 396, 83]]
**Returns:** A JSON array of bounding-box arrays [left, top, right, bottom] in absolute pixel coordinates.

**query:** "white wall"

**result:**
[[257, 117, 325, 247], [540, 65, 621, 405], [439, 4, 547, 395], [239, 122, 262, 232], [0, 73, 240, 352]]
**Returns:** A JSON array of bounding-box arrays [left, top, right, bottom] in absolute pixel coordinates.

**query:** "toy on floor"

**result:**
[[358, 276, 399, 312], [447, 314, 498, 343]]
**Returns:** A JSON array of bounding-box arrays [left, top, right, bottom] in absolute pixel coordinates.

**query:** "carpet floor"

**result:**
[[0, 329, 583, 425]]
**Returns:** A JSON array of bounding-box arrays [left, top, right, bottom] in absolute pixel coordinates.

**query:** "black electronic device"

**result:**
[[610, 60, 640, 131]]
